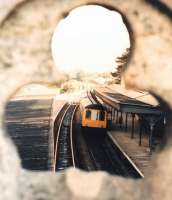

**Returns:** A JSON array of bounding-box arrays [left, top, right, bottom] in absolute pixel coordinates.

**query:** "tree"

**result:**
[[112, 48, 130, 84]]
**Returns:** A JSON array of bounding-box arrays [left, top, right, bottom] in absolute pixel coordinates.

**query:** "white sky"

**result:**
[[51, 5, 130, 74]]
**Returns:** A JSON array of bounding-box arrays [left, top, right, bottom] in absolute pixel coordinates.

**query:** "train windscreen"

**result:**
[[85, 109, 105, 121], [99, 111, 105, 121], [85, 110, 91, 119]]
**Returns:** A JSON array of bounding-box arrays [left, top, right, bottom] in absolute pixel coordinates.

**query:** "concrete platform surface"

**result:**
[[4, 95, 66, 170], [109, 126, 152, 175]]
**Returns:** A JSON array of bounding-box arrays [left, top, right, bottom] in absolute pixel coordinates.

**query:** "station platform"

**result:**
[[108, 116, 152, 176], [94, 86, 164, 176], [4, 95, 66, 170]]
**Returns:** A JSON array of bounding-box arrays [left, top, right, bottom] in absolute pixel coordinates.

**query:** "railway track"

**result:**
[[53, 102, 143, 178], [83, 131, 143, 178], [54, 104, 78, 171]]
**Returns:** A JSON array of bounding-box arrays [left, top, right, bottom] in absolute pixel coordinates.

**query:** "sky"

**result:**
[[51, 5, 130, 74]]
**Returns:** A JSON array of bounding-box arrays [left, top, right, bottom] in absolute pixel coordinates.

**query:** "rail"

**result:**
[[54, 104, 78, 171], [70, 104, 78, 168], [107, 132, 144, 178], [83, 131, 143, 178]]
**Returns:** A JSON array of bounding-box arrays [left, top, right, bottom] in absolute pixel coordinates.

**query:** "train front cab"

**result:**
[[82, 108, 107, 134]]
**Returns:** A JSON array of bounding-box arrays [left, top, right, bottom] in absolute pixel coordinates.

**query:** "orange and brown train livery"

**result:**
[[80, 98, 107, 131]]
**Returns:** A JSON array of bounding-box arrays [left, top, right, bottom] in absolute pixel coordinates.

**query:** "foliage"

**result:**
[[112, 48, 130, 84], [60, 84, 72, 94]]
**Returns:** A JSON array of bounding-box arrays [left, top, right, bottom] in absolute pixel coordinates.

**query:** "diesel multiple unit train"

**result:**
[[80, 98, 108, 131]]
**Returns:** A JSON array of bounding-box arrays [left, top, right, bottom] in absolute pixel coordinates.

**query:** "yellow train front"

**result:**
[[80, 98, 107, 132]]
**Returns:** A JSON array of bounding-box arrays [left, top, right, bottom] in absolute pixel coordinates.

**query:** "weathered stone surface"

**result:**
[[18, 168, 144, 200], [0, 129, 20, 200], [0, 0, 26, 24], [0, 0, 172, 200], [65, 168, 144, 200]]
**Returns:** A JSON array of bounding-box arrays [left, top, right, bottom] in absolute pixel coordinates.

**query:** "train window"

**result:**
[[99, 111, 105, 121], [91, 110, 98, 120], [85, 110, 91, 119]]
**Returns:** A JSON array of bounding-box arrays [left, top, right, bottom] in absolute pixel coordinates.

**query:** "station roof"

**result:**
[[94, 89, 164, 115]]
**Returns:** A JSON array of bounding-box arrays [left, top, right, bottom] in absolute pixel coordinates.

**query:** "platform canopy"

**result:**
[[93, 89, 163, 115]]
